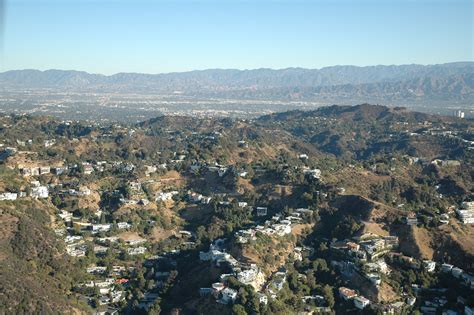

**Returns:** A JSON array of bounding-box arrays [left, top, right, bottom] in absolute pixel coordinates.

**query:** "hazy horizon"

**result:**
[[2, 60, 474, 76]]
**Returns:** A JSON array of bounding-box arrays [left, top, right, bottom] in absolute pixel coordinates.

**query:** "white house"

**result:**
[[273, 223, 292, 236], [128, 246, 146, 255], [256, 207, 268, 216], [456, 208, 474, 224], [44, 139, 56, 147], [257, 293, 268, 305], [92, 224, 112, 233], [423, 260, 436, 272], [220, 288, 238, 304], [156, 191, 178, 201], [303, 168, 321, 179], [0, 192, 18, 201], [79, 187, 91, 196], [237, 267, 259, 285], [39, 166, 51, 175], [237, 171, 248, 178], [354, 296, 370, 309], [117, 222, 132, 229], [31, 186, 49, 199], [58, 210, 72, 222]]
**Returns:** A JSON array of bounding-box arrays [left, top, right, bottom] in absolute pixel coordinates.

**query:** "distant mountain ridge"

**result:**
[[1, 62, 472, 89], [1, 62, 473, 104]]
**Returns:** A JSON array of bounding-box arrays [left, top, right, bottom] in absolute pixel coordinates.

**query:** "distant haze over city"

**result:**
[[0, 62, 472, 122], [0, 0, 472, 121]]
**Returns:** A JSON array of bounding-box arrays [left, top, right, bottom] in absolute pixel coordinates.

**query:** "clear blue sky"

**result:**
[[0, 0, 472, 74]]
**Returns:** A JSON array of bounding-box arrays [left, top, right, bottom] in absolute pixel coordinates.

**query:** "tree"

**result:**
[[148, 300, 161, 315], [322, 285, 335, 308], [232, 304, 248, 315], [52, 195, 62, 207]]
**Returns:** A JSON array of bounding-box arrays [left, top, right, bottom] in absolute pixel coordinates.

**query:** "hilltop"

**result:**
[[258, 104, 438, 122]]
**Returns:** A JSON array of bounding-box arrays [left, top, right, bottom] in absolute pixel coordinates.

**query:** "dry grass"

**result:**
[[325, 167, 391, 198], [376, 282, 400, 303], [438, 219, 474, 256], [411, 226, 435, 259], [73, 138, 98, 157], [118, 231, 145, 242], [149, 227, 176, 242], [359, 221, 389, 237], [77, 191, 101, 209], [236, 178, 255, 194]]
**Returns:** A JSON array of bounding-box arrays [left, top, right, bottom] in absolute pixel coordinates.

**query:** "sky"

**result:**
[[0, 0, 472, 74]]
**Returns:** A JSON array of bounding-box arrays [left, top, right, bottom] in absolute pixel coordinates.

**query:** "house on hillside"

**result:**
[[83, 163, 94, 175], [354, 296, 370, 309], [0, 192, 18, 201], [256, 207, 268, 216], [31, 185, 49, 199], [219, 288, 238, 304], [44, 139, 56, 147], [339, 287, 357, 301]]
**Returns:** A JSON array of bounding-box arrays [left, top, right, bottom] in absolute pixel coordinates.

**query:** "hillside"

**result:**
[[0, 104, 473, 314], [0, 199, 89, 313]]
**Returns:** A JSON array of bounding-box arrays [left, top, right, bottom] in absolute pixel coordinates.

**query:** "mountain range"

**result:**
[[1, 62, 473, 103]]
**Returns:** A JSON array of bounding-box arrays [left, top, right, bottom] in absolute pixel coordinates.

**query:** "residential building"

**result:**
[[303, 168, 321, 179], [451, 267, 464, 278], [256, 207, 268, 216], [220, 288, 238, 304], [31, 186, 49, 199], [339, 287, 357, 301], [127, 247, 146, 255], [441, 263, 454, 273], [423, 260, 436, 272], [83, 163, 94, 175], [405, 217, 418, 225], [257, 293, 268, 305], [354, 296, 370, 309], [44, 139, 56, 147], [211, 282, 225, 295], [117, 222, 132, 229], [456, 202, 474, 224], [39, 166, 51, 175], [91, 224, 112, 233], [0, 192, 18, 201]]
